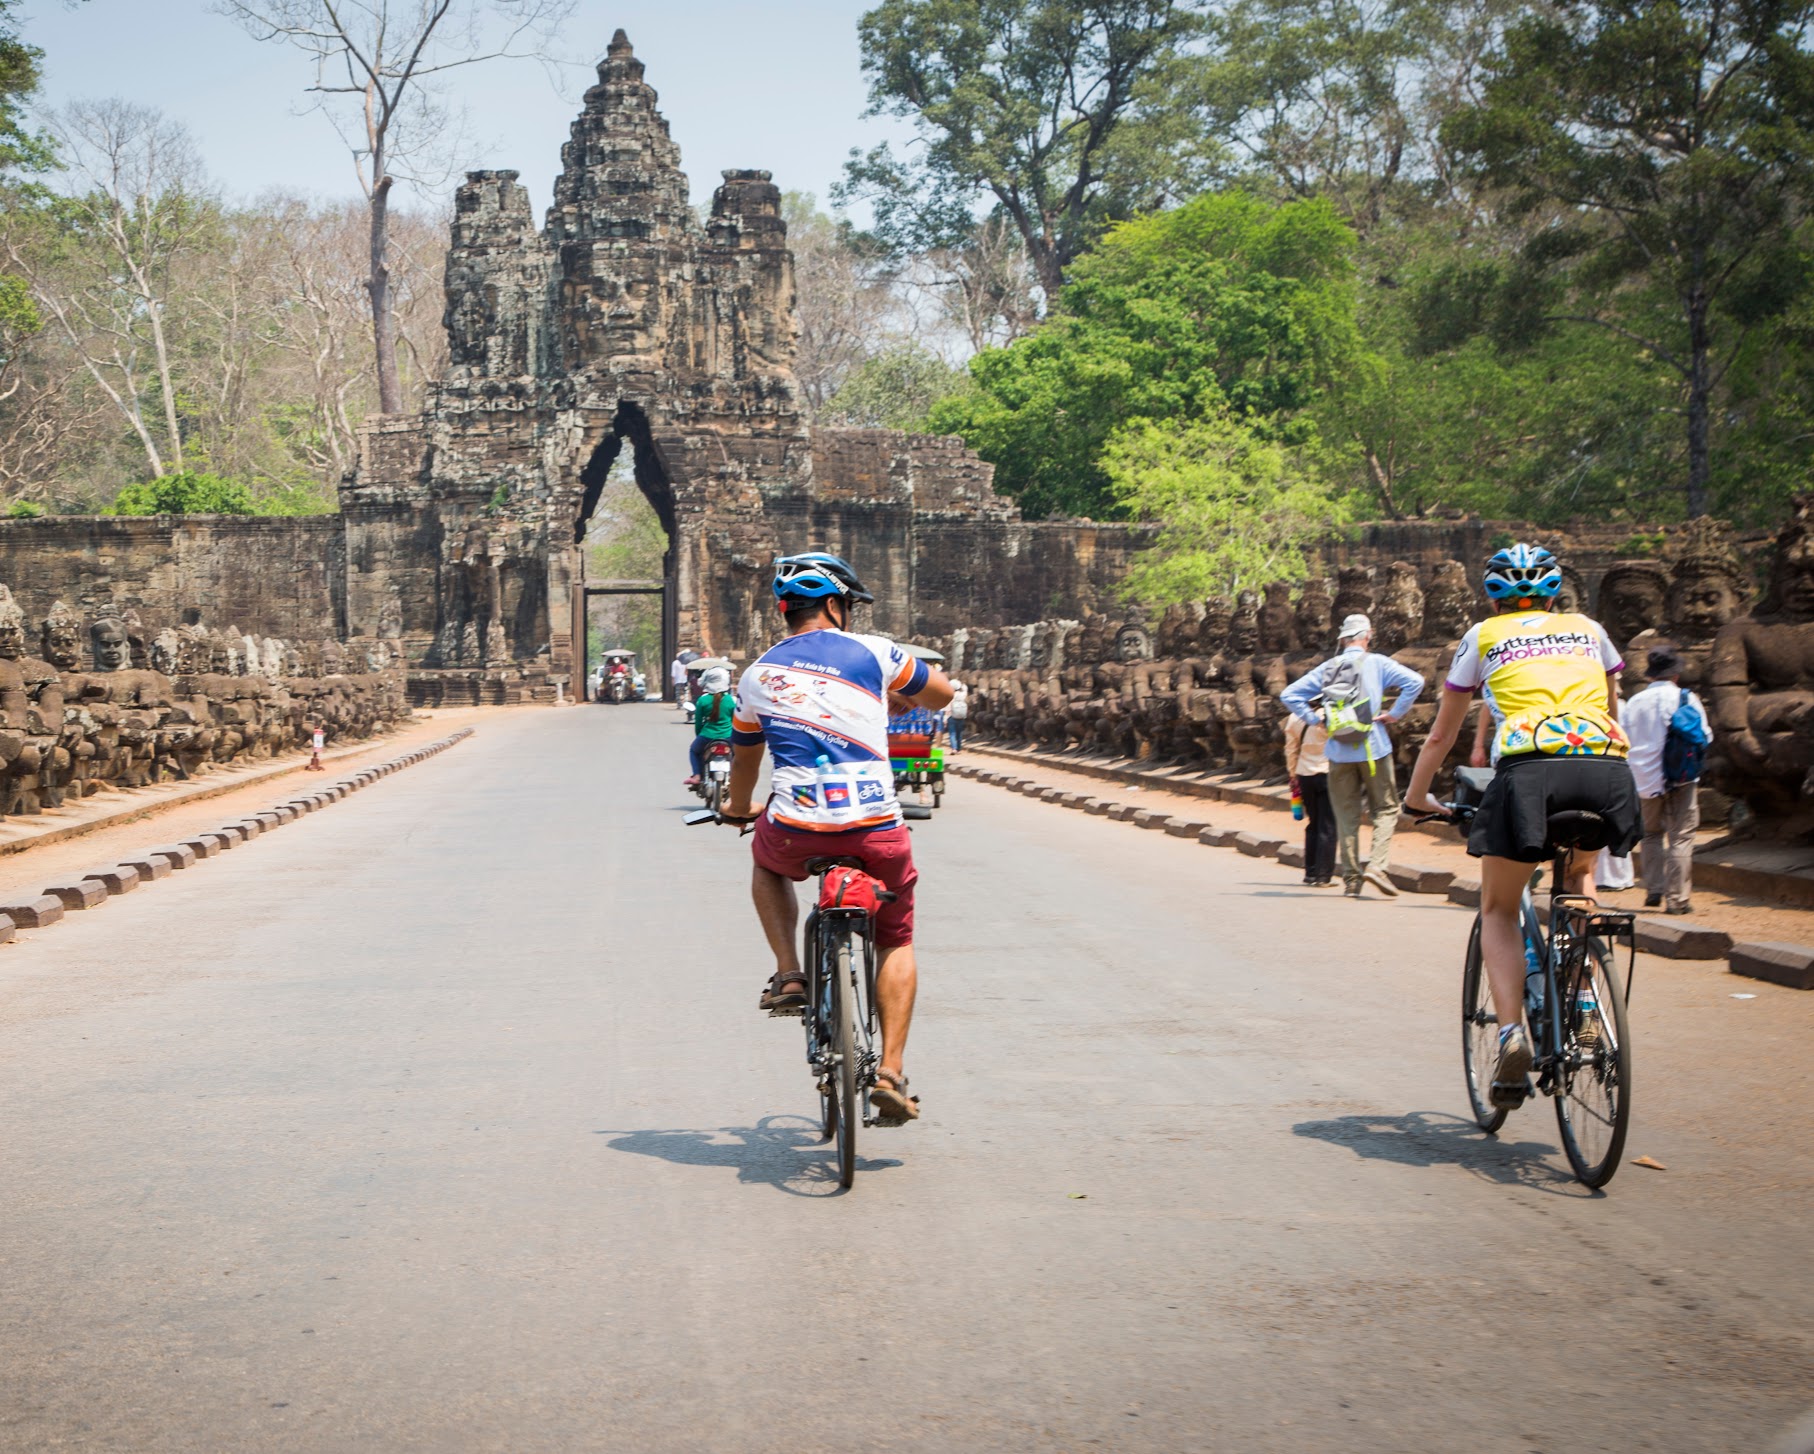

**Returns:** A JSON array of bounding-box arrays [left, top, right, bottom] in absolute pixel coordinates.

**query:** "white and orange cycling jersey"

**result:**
[[733, 628, 930, 832], [1446, 609, 1627, 760]]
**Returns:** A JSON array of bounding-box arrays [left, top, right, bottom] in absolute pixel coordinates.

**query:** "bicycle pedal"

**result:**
[[765, 1006, 804, 1019]]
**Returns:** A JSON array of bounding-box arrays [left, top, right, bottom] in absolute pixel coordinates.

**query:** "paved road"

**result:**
[[2, 705, 1810, 1452]]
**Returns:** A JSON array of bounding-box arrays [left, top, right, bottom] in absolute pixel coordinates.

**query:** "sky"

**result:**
[[21, 0, 917, 219]]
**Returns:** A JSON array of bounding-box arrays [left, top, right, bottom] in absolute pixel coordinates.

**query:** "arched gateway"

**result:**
[[341, 31, 1139, 698]]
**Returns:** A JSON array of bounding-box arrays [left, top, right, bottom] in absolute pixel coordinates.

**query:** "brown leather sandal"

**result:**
[[870, 1068, 920, 1123], [758, 973, 807, 1015]]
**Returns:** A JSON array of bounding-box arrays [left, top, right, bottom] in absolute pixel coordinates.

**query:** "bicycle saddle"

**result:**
[[1547, 809, 1611, 852], [804, 854, 869, 875]]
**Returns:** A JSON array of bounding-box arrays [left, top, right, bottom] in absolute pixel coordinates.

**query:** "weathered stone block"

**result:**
[[0, 895, 62, 928], [1199, 827, 1238, 848], [1040, 787, 1066, 802], [1447, 876, 1482, 908], [235, 820, 263, 839], [153, 843, 199, 869], [1164, 819, 1211, 838], [1728, 941, 1814, 990], [1278, 844, 1306, 870], [0, 912, 14, 944], [1234, 832, 1285, 858], [81, 866, 140, 896], [1387, 864, 1455, 895], [43, 881, 105, 911], [1134, 810, 1173, 830], [120, 855, 172, 882], [1633, 917, 1731, 960], [1088, 800, 1119, 816], [1107, 804, 1141, 822]]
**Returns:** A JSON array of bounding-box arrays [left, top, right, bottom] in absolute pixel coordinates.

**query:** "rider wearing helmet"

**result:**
[[720, 552, 954, 1123], [1405, 543, 1640, 1104], [685, 664, 735, 786]]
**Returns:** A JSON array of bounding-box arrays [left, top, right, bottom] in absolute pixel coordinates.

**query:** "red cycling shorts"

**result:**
[[751, 817, 918, 948]]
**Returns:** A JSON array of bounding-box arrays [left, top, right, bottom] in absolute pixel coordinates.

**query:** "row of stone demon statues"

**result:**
[[941, 498, 1814, 837], [0, 589, 409, 818]]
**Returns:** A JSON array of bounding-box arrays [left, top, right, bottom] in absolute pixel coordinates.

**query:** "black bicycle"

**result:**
[[687, 804, 930, 1188], [1425, 767, 1637, 1188]]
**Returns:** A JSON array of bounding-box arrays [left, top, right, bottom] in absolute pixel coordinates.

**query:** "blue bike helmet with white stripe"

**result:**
[[772, 552, 875, 608], [1483, 543, 1563, 607]]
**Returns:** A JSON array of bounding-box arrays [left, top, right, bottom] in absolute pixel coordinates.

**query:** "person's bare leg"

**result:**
[[751, 864, 800, 982], [874, 943, 917, 1078], [1479, 855, 1536, 1032]]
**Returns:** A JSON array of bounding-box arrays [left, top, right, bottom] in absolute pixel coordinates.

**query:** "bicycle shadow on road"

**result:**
[[597, 1114, 902, 1198], [1292, 1110, 1594, 1197]]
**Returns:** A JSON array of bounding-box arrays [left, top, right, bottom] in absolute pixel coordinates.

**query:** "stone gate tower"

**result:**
[[339, 31, 1141, 692]]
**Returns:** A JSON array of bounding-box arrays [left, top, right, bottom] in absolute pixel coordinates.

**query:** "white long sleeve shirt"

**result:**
[[1623, 679, 1711, 798]]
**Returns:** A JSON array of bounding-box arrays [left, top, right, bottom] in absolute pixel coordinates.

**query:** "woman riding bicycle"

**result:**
[[1404, 544, 1641, 1105]]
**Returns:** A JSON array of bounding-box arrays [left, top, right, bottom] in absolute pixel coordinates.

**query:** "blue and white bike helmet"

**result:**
[[771, 552, 875, 608], [1483, 543, 1564, 606]]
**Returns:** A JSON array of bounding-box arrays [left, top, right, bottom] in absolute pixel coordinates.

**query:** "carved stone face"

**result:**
[[0, 614, 22, 662], [1226, 592, 1260, 656], [1296, 578, 1334, 645], [1373, 564, 1424, 654], [42, 609, 82, 672], [1598, 564, 1668, 647], [91, 618, 129, 672], [1334, 566, 1375, 621], [1062, 624, 1084, 666], [1257, 582, 1296, 653], [1078, 617, 1109, 664], [1027, 625, 1054, 671], [150, 629, 181, 675], [1775, 517, 1814, 621], [1668, 569, 1740, 638], [1557, 568, 1586, 616], [1114, 625, 1152, 662], [1197, 596, 1231, 654], [1424, 563, 1472, 641], [1156, 604, 1195, 659]]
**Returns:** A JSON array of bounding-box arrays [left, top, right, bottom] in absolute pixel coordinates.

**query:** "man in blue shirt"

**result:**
[[1280, 612, 1426, 898]]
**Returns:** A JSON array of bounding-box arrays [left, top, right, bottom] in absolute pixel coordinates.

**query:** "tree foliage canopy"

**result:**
[[109, 471, 255, 516]]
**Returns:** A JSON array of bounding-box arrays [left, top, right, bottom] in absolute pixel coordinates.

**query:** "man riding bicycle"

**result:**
[[1404, 544, 1641, 1105], [720, 552, 954, 1123]]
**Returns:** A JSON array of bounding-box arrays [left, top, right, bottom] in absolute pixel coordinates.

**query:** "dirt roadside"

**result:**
[[955, 745, 1814, 953]]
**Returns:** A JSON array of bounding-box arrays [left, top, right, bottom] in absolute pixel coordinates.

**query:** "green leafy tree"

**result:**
[[1442, 0, 1814, 518], [824, 343, 967, 430], [110, 470, 255, 516], [931, 190, 1357, 516], [0, 0, 53, 179], [1107, 412, 1343, 602], [838, 0, 1209, 297]]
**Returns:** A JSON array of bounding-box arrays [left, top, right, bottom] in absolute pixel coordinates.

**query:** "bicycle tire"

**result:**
[[1555, 936, 1631, 1187], [832, 931, 860, 1187], [704, 776, 723, 814], [1460, 917, 1509, 1133]]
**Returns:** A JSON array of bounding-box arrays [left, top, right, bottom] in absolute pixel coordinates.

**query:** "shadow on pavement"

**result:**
[[598, 1114, 901, 1198], [1292, 1110, 1592, 1196]]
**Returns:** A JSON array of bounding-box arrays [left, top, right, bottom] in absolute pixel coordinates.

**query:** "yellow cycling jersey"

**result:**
[[1445, 609, 1628, 760]]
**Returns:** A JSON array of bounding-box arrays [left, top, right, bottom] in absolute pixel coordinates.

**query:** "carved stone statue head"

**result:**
[[1423, 562, 1473, 642], [90, 614, 130, 673], [1078, 615, 1111, 664], [1197, 595, 1232, 655], [1372, 561, 1424, 655], [1557, 566, 1587, 616], [176, 624, 209, 676], [1227, 591, 1261, 657], [42, 601, 82, 672], [121, 607, 148, 668], [1597, 561, 1670, 649], [1027, 622, 1056, 671], [0, 585, 25, 662], [1762, 493, 1814, 622], [1258, 581, 1297, 653], [1156, 603, 1196, 659], [150, 628, 181, 675], [1334, 565, 1375, 622], [1295, 577, 1334, 647], [1061, 621, 1085, 668], [1650, 516, 1742, 641], [1113, 616, 1153, 662]]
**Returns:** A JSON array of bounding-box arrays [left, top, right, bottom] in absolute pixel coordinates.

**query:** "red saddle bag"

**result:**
[[818, 866, 892, 914]]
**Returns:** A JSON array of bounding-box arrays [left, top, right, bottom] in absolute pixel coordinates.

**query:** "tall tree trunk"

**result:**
[[367, 173, 401, 415], [142, 292, 186, 474], [1685, 248, 1710, 519]]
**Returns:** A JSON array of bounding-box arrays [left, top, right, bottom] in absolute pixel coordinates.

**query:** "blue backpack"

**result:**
[[1662, 688, 1711, 789]]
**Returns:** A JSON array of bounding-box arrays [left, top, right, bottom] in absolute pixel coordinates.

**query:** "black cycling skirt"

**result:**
[[1468, 754, 1641, 863]]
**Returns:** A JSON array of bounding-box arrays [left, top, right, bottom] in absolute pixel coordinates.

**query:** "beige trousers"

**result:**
[[1328, 758, 1401, 886], [1640, 786, 1699, 910]]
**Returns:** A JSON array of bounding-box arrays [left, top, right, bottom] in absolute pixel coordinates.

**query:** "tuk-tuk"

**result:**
[[597, 650, 638, 703], [888, 645, 947, 808]]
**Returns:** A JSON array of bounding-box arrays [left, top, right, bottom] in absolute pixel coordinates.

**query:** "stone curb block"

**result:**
[[120, 855, 172, 882], [1107, 804, 1140, 822], [1164, 820, 1211, 838], [1634, 917, 1732, 961], [1278, 844, 1306, 870], [235, 821, 263, 840], [1234, 832, 1286, 859], [1040, 787, 1066, 802], [2, 895, 65, 927], [81, 866, 140, 896], [1087, 800, 1118, 816], [1134, 811, 1173, 830], [45, 880, 108, 911], [1729, 941, 1814, 990], [1067, 796, 1098, 811], [1199, 827, 1238, 848], [153, 844, 199, 869], [0, 913, 14, 944], [1387, 864, 1455, 895], [181, 836, 223, 859], [1447, 876, 1482, 908]]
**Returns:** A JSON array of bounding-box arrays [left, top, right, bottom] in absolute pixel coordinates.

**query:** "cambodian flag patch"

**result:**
[[824, 781, 852, 808]]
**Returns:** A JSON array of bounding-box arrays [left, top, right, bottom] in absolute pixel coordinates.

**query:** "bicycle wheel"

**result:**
[[831, 931, 860, 1188], [1555, 937, 1632, 1187], [705, 775, 723, 814], [1460, 917, 1509, 1133]]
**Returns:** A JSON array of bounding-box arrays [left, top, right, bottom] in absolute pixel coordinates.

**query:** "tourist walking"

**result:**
[[1283, 708, 1335, 886], [1280, 613, 1425, 899], [946, 678, 968, 753], [1623, 645, 1712, 914]]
